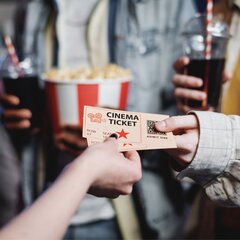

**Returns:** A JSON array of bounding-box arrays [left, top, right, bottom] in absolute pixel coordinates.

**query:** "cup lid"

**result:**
[[182, 14, 230, 39], [1, 54, 38, 78]]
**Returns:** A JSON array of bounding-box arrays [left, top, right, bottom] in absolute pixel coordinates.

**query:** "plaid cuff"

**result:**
[[178, 111, 233, 187]]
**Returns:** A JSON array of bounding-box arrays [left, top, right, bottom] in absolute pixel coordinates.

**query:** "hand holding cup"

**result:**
[[173, 57, 206, 113], [173, 56, 232, 113], [179, 15, 230, 112], [0, 94, 32, 130]]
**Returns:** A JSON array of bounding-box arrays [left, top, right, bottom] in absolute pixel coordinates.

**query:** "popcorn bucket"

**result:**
[[44, 78, 131, 133]]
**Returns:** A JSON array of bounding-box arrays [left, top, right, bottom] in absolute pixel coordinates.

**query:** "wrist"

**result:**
[[70, 155, 97, 188]]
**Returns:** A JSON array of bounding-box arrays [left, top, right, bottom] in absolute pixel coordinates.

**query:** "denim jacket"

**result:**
[[113, 0, 196, 114], [57, 1, 197, 238], [111, 1, 197, 238]]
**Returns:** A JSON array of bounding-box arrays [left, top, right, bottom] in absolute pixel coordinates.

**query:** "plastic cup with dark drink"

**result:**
[[182, 15, 230, 109], [1, 55, 43, 129]]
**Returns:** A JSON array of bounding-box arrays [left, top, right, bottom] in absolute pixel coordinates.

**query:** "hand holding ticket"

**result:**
[[83, 106, 176, 151]]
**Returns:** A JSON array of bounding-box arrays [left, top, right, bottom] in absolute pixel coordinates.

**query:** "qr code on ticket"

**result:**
[[147, 120, 167, 135]]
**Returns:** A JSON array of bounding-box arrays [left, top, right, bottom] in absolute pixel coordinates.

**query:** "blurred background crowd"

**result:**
[[0, 0, 240, 239]]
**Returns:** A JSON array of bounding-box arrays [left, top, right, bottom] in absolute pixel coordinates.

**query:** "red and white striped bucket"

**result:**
[[44, 78, 131, 133]]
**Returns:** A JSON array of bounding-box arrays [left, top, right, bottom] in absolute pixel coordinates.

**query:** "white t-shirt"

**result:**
[[56, 0, 115, 225]]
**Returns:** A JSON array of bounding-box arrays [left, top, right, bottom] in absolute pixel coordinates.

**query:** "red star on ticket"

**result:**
[[117, 129, 129, 139]]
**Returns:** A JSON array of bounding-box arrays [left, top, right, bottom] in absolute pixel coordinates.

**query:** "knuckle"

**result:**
[[181, 76, 188, 85], [134, 167, 142, 181], [169, 117, 178, 127], [174, 88, 180, 97], [184, 90, 192, 99], [172, 75, 178, 85]]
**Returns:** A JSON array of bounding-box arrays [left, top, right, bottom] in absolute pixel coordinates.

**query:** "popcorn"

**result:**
[[45, 64, 131, 81], [44, 64, 131, 133]]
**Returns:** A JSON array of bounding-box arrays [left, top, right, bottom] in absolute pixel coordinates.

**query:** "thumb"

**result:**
[[155, 115, 198, 132]]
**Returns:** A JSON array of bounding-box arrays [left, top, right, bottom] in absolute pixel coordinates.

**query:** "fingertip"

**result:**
[[21, 120, 31, 129], [13, 96, 20, 105], [124, 186, 133, 195], [15, 109, 32, 119], [174, 56, 190, 73], [200, 92, 207, 100], [183, 56, 190, 65], [5, 95, 20, 106], [12, 98, 20, 106], [25, 109, 32, 118], [184, 56, 190, 64], [196, 79, 203, 87], [155, 120, 167, 131], [223, 71, 232, 82]]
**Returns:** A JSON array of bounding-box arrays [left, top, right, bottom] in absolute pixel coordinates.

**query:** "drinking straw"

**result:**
[[4, 35, 24, 76], [202, 0, 213, 108], [205, 0, 213, 60]]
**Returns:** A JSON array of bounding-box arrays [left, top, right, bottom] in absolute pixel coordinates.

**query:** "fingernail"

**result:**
[[27, 111, 32, 118], [184, 57, 190, 64], [201, 92, 207, 100], [110, 133, 118, 139], [197, 80, 203, 87], [156, 121, 166, 129]]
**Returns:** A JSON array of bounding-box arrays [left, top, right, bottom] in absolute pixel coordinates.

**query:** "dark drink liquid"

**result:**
[[185, 58, 225, 109], [2, 75, 43, 128]]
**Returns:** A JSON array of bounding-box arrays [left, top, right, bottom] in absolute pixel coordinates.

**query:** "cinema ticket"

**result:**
[[83, 106, 176, 151]]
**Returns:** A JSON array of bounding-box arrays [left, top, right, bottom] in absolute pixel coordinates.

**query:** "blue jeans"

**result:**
[[64, 218, 122, 240]]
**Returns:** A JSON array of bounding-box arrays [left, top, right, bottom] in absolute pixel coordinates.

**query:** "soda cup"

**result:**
[[182, 14, 230, 109], [1, 55, 43, 129]]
